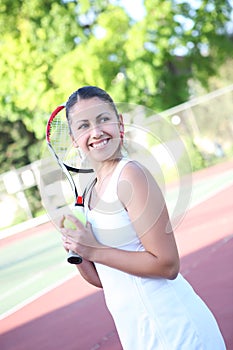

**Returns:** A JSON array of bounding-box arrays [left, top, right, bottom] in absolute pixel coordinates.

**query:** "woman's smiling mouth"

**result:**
[[89, 138, 110, 149]]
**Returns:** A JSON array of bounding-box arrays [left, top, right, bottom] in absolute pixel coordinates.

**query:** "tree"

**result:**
[[121, 0, 233, 109], [0, 0, 232, 171]]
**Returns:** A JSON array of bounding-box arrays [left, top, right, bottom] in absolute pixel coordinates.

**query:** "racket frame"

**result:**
[[46, 104, 94, 264]]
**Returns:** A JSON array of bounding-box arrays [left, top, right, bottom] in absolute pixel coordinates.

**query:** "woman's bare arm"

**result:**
[[61, 223, 102, 288], [89, 162, 180, 279], [75, 259, 102, 288]]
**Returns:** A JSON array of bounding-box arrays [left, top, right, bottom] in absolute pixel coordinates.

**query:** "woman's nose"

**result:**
[[91, 125, 103, 138]]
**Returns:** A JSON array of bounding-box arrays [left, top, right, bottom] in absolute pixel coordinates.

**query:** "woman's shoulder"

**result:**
[[118, 159, 161, 201], [120, 159, 154, 184], [118, 159, 165, 217], [120, 158, 163, 194]]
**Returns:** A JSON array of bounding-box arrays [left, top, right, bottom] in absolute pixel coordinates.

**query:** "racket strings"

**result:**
[[50, 113, 78, 168]]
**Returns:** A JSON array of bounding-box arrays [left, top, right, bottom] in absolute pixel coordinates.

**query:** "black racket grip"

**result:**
[[67, 250, 83, 264]]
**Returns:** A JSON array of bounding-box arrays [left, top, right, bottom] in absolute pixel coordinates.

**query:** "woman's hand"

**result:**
[[60, 214, 104, 261]]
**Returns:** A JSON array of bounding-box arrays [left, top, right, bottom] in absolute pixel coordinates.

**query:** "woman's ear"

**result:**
[[119, 114, 124, 144], [119, 114, 124, 131]]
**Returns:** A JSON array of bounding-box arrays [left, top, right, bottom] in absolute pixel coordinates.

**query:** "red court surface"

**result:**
[[1, 161, 233, 350]]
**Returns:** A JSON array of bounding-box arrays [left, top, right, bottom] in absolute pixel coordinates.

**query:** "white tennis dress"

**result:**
[[86, 159, 226, 350]]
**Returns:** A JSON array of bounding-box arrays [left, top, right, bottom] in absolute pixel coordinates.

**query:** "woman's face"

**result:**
[[68, 97, 122, 163]]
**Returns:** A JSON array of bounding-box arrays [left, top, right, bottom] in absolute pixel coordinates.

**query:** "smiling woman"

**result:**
[[58, 85, 226, 350], [65, 86, 124, 166]]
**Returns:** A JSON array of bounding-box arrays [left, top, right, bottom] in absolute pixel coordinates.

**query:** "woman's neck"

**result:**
[[94, 157, 122, 184]]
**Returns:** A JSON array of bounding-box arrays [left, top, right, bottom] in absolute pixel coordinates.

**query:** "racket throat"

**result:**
[[76, 195, 84, 206]]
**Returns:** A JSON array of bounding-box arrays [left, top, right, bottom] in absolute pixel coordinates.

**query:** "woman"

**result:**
[[60, 86, 226, 349]]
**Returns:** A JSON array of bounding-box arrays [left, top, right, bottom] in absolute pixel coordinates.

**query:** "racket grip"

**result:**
[[67, 250, 83, 264]]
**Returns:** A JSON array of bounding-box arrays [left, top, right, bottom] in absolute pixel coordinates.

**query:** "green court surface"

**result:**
[[0, 231, 76, 318], [165, 168, 233, 215], [1, 168, 233, 319]]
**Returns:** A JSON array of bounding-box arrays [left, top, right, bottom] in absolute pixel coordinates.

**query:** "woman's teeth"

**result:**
[[91, 139, 108, 149]]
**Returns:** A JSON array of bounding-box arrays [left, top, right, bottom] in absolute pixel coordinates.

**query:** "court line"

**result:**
[[0, 269, 77, 321], [189, 171, 233, 210], [0, 214, 49, 240], [0, 273, 44, 302], [0, 258, 69, 303], [166, 169, 233, 225]]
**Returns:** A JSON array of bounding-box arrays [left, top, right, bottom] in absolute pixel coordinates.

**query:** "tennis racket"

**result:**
[[46, 104, 94, 264]]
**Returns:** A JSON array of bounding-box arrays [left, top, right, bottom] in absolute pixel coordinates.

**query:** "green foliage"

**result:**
[[0, 119, 42, 174], [24, 186, 45, 217], [182, 137, 206, 172], [0, 0, 232, 171]]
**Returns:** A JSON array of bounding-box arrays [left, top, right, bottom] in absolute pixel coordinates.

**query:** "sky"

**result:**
[[119, 0, 145, 20]]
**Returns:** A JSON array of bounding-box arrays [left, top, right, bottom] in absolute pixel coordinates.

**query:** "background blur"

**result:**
[[0, 0, 233, 230]]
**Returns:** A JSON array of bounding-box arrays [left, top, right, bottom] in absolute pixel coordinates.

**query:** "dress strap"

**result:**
[[101, 158, 131, 202]]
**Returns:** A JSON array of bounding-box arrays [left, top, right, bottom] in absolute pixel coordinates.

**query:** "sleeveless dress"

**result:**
[[85, 158, 226, 350]]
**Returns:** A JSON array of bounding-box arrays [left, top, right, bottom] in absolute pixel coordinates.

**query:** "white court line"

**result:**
[[166, 169, 233, 223], [0, 259, 70, 302], [0, 269, 77, 320], [189, 172, 233, 210], [0, 273, 44, 301], [0, 214, 49, 240]]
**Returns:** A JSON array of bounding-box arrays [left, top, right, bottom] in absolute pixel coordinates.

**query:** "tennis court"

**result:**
[[1, 160, 233, 349]]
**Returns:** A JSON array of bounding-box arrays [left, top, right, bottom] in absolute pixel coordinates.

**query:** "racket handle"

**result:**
[[67, 250, 83, 264]]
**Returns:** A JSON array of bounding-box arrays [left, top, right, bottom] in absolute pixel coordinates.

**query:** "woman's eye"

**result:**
[[78, 123, 89, 130], [100, 116, 109, 123]]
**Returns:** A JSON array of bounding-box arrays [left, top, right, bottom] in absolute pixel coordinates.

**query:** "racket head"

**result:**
[[46, 104, 95, 203], [46, 104, 93, 173]]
